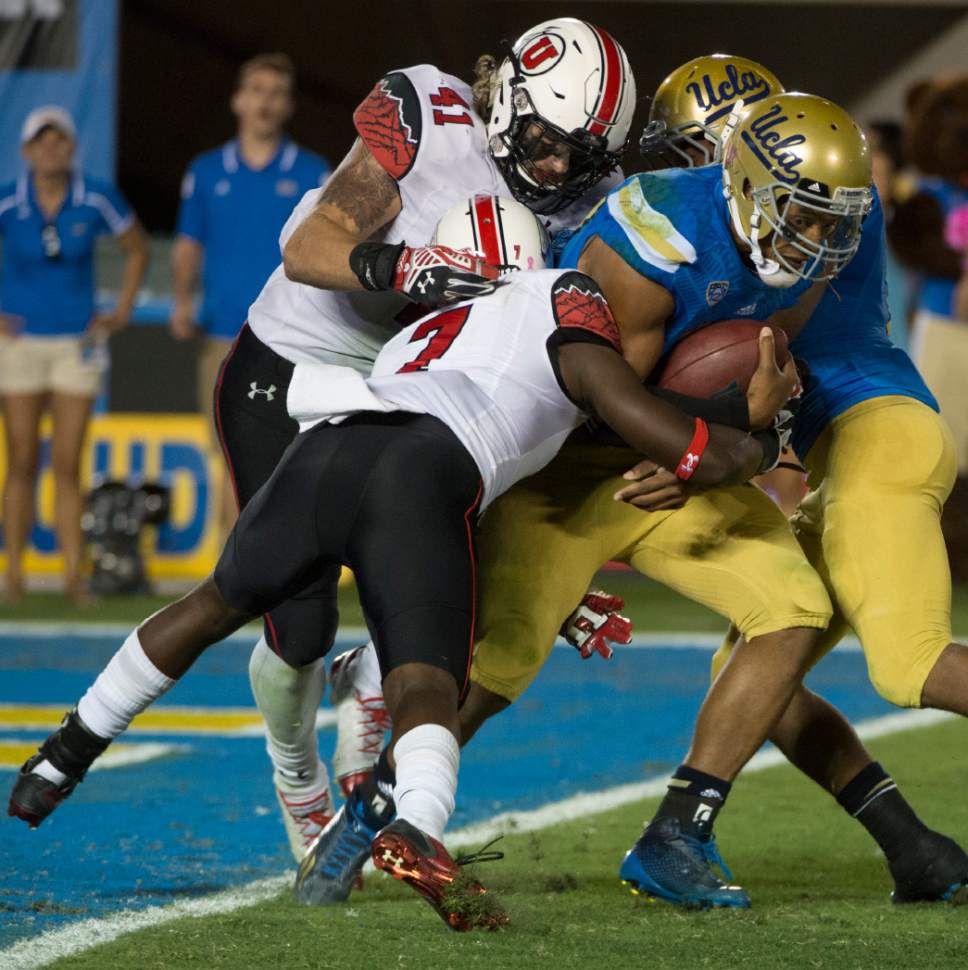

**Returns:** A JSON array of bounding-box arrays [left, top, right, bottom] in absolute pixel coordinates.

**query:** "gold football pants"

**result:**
[[471, 435, 832, 702], [712, 397, 956, 708]]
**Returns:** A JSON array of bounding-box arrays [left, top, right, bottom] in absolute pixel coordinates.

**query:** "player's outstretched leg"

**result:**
[[330, 641, 389, 794], [9, 579, 249, 827]]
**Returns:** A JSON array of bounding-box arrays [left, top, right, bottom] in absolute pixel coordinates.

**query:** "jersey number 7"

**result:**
[[397, 305, 472, 373]]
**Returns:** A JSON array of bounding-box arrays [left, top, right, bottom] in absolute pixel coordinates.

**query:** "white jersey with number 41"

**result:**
[[247, 64, 620, 376]]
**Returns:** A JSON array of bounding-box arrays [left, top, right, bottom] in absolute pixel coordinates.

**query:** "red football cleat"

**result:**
[[372, 819, 508, 932]]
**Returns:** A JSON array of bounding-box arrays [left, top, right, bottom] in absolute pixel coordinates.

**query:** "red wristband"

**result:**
[[675, 418, 710, 481]]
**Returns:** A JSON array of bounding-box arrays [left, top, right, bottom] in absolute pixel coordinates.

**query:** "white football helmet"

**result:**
[[433, 195, 550, 272], [485, 18, 636, 213]]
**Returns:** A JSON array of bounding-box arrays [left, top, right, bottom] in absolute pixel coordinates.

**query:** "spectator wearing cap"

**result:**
[[0, 106, 149, 604], [170, 53, 330, 538]]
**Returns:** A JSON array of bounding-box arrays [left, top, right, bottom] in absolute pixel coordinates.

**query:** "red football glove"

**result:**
[[560, 590, 633, 660], [392, 245, 501, 305]]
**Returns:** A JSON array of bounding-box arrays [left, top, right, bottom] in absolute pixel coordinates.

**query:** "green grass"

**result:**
[[10, 575, 968, 637], [44, 719, 968, 970]]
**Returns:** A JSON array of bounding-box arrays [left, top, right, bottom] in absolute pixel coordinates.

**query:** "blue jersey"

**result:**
[[915, 177, 968, 318], [557, 165, 812, 354], [176, 139, 330, 339], [0, 172, 133, 336], [790, 191, 938, 458]]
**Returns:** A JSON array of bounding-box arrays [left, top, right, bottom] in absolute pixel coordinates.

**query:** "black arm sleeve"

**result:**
[[651, 386, 750, 431], [586, 384, 750, 448]]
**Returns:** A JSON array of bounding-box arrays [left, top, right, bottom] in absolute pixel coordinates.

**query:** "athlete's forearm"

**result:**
[[283, 139, 402, 291], [561, 343, 763, 488]]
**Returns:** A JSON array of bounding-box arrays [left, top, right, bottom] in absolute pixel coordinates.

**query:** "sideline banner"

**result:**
[[0, 413, 224, 583], [0, 0, 119, 184]]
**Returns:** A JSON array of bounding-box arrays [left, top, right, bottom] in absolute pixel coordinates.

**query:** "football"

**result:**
[[655, 320, 790, 397]]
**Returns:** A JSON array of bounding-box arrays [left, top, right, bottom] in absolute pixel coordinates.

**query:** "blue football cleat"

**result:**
[[619, 816, 751, 909], [294, 785, 389, 905]]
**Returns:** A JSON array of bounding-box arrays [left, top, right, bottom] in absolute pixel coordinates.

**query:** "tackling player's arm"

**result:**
[[549, 274, 795, 488], [559, 341, 766, 488], [283, 137, 401, 290], [284, 71, 498, 305]]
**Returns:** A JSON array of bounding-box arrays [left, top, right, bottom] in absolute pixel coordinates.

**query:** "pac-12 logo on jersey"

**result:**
[[706, 280, 729, 306], [519, 32, 566, 75]]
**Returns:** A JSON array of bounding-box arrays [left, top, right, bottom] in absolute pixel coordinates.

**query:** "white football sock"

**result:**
[[249, 635, 328, 794], [393, 723, 460, 843], [34, 630, 177, 787], [77, 629, 176, 739]]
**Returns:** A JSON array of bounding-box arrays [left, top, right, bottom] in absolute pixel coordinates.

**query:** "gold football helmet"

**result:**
[[721, 92, 873, 284], [640, 54, 784, 170]]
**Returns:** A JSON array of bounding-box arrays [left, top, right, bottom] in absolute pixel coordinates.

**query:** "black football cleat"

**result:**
[[8, 709, 111, 828], [372, 819, 508, 931], [890, 828, 968, 905]]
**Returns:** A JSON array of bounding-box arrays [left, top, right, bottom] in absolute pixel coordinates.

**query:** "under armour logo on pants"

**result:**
[[248, 382, 277, 401]]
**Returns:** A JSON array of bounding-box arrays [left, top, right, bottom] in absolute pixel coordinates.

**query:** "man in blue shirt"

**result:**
[[170, 52, 329, 535]]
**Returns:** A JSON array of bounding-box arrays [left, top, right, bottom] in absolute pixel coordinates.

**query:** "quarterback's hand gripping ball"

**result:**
[[561, 590, 633, 660]]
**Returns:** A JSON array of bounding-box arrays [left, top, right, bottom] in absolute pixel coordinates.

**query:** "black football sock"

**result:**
[[355, 747, 396, 829], [836, 761, 926, 863], [654, 765, 732, 841]]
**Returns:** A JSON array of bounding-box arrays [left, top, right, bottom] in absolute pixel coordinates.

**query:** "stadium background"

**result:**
[[3, 3, 968, 968], [3, 0, 968, 582]]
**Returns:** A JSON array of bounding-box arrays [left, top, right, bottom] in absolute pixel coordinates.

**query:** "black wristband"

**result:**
[[652, 385, 751, 431], [349, 241, 406, 291], [752, 428, 781, 475]]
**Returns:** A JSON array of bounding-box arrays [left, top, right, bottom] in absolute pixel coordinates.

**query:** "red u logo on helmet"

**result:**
[[521, 35, 563, 73]]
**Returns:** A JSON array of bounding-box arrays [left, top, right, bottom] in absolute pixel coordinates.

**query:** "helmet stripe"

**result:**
[[588, 25, 622, 137], [473, 195, 503, 266]]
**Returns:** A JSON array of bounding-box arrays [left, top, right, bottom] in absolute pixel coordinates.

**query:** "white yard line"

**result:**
[[0, 707, 955, 970], [0, 622, 864, 651]]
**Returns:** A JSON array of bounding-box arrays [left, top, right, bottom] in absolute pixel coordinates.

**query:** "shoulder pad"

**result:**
[[353, 71, 422, 180], [551, 271, 622, 353]]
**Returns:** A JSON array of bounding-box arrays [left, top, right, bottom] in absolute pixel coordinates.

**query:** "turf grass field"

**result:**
[[2, 577, 967, 968], [9, 718, 968, 970]]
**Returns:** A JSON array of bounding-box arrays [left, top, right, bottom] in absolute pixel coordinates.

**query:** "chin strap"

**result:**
[[723, 188, 799, 288]]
